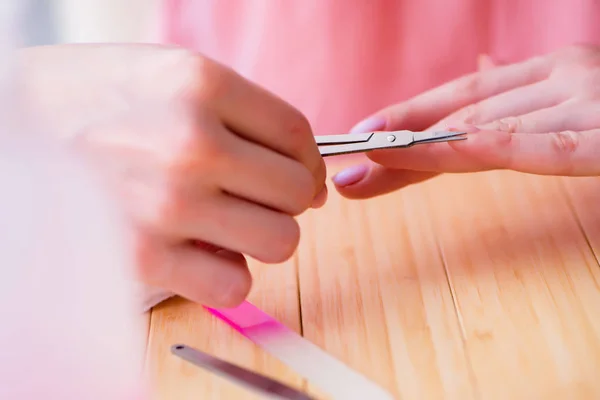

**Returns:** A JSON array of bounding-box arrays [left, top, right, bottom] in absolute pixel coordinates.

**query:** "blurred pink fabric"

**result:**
[[162, 0, 600, 135]]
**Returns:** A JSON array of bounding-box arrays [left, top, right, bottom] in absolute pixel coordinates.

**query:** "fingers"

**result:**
[[220, 130, 317, 215], [199, 60, 326, 198], [364, 98, 600, 180], [357, 53, 553, 132], [477, 101, 600, 133], [171, 193, 300, 264], [336, 55, 553, 201], [440, 80, 566, 126], [147, 242, 251, 308], [450, 128, 600, 175], [332, 162, 439, 199]]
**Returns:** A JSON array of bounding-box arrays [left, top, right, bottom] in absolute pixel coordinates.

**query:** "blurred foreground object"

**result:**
[[0, 134, 147, 400], [0, 1, 147, 398]]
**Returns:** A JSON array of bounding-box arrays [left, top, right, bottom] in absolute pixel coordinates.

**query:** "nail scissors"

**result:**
[[316, 130, 467, 157], [171, 344, 315, 400]]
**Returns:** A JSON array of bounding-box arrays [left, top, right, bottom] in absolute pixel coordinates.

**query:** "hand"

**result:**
[[19, 44, 327, 309], [333, 44, 600, 199]]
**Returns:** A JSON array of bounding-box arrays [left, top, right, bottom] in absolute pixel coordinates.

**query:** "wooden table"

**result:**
[[144, 160, 600, 400]]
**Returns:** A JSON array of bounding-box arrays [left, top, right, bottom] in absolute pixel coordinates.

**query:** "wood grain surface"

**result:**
[[145, 160, 600, 400]]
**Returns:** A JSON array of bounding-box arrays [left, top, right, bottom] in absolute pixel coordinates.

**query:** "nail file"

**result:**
[[205, 301, 395, 400]]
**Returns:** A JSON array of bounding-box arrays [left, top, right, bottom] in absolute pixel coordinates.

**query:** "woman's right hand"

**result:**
[[19, 44, 327, 310]]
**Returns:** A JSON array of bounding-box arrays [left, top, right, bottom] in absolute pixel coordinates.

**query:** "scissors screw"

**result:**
[[387, 135, 396, 142]]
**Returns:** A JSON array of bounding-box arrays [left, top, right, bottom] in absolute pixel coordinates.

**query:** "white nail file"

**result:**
[[205, 301, 395, 400]]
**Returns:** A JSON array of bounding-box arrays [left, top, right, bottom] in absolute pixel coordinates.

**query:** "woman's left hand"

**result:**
[[334, 44, 600, 199]]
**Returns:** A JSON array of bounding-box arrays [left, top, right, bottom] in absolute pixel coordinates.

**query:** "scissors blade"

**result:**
[[412, 130, 467, 144], [171, 344, 315, 400], [317, 130, 466, 156], [315, 132, 374, 145]]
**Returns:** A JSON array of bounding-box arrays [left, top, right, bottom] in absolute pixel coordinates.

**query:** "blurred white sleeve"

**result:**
[[0, 135, 149, 399]]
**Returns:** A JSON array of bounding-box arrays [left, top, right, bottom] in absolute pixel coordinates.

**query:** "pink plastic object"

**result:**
[[206, 301, 395, 400]]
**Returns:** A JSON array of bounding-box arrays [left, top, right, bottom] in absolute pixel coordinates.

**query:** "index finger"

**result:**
[[195, 59, 326, 195], [450, 128, 600, 176]]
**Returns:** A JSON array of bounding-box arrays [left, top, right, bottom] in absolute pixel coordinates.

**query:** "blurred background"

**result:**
[[22, 0, 161, 46]]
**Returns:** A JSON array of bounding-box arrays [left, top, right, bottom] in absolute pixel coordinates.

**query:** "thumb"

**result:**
[[332, 162, 439, 199]]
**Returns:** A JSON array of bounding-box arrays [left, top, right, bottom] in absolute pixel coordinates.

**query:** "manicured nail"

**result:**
[[349, 116, 387, 134], [332, 164, 368, 187], [311, 185, 328, 208]]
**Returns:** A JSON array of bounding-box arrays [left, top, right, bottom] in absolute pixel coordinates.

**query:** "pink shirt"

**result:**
[[162, 0, 600, 135]]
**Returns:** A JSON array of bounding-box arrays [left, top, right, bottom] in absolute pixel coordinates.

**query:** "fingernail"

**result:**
[[332, 164, 368, 187], [350, 116, 387, 134], [311, 185, 328, 208]]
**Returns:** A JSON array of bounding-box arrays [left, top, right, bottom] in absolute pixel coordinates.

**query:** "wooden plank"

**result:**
[[145, 257, 304, 400], [426, 171, 600, 400], [296, 162, 475, 400]]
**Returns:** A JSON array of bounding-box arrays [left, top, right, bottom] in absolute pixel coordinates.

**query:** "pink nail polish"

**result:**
[[349, 116, 386, 134], [332, 164, 368, 187]]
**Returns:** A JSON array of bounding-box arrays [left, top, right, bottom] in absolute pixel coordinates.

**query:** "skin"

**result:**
[[9, 41, 599, 399], [334, 44, 600, 199], [18, 44, 327, 308], [15, 43, 600, 311]]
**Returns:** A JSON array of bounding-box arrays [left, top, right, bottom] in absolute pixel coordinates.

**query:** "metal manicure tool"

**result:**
[[316, 130, 467, 156], [171, 344, 316, 400]]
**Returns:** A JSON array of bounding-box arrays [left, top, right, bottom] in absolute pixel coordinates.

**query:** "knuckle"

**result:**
[[195, 131, 230, 169], [456, 74, 483, 100], [385, 105, 408, 129], [286, 110, 312, 137], [550, 130, 580, 154], [166, 126, 229, 175], [454, 104, 480, 124], [491, 117, 521, 133], [265, 217, 301, 263]]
